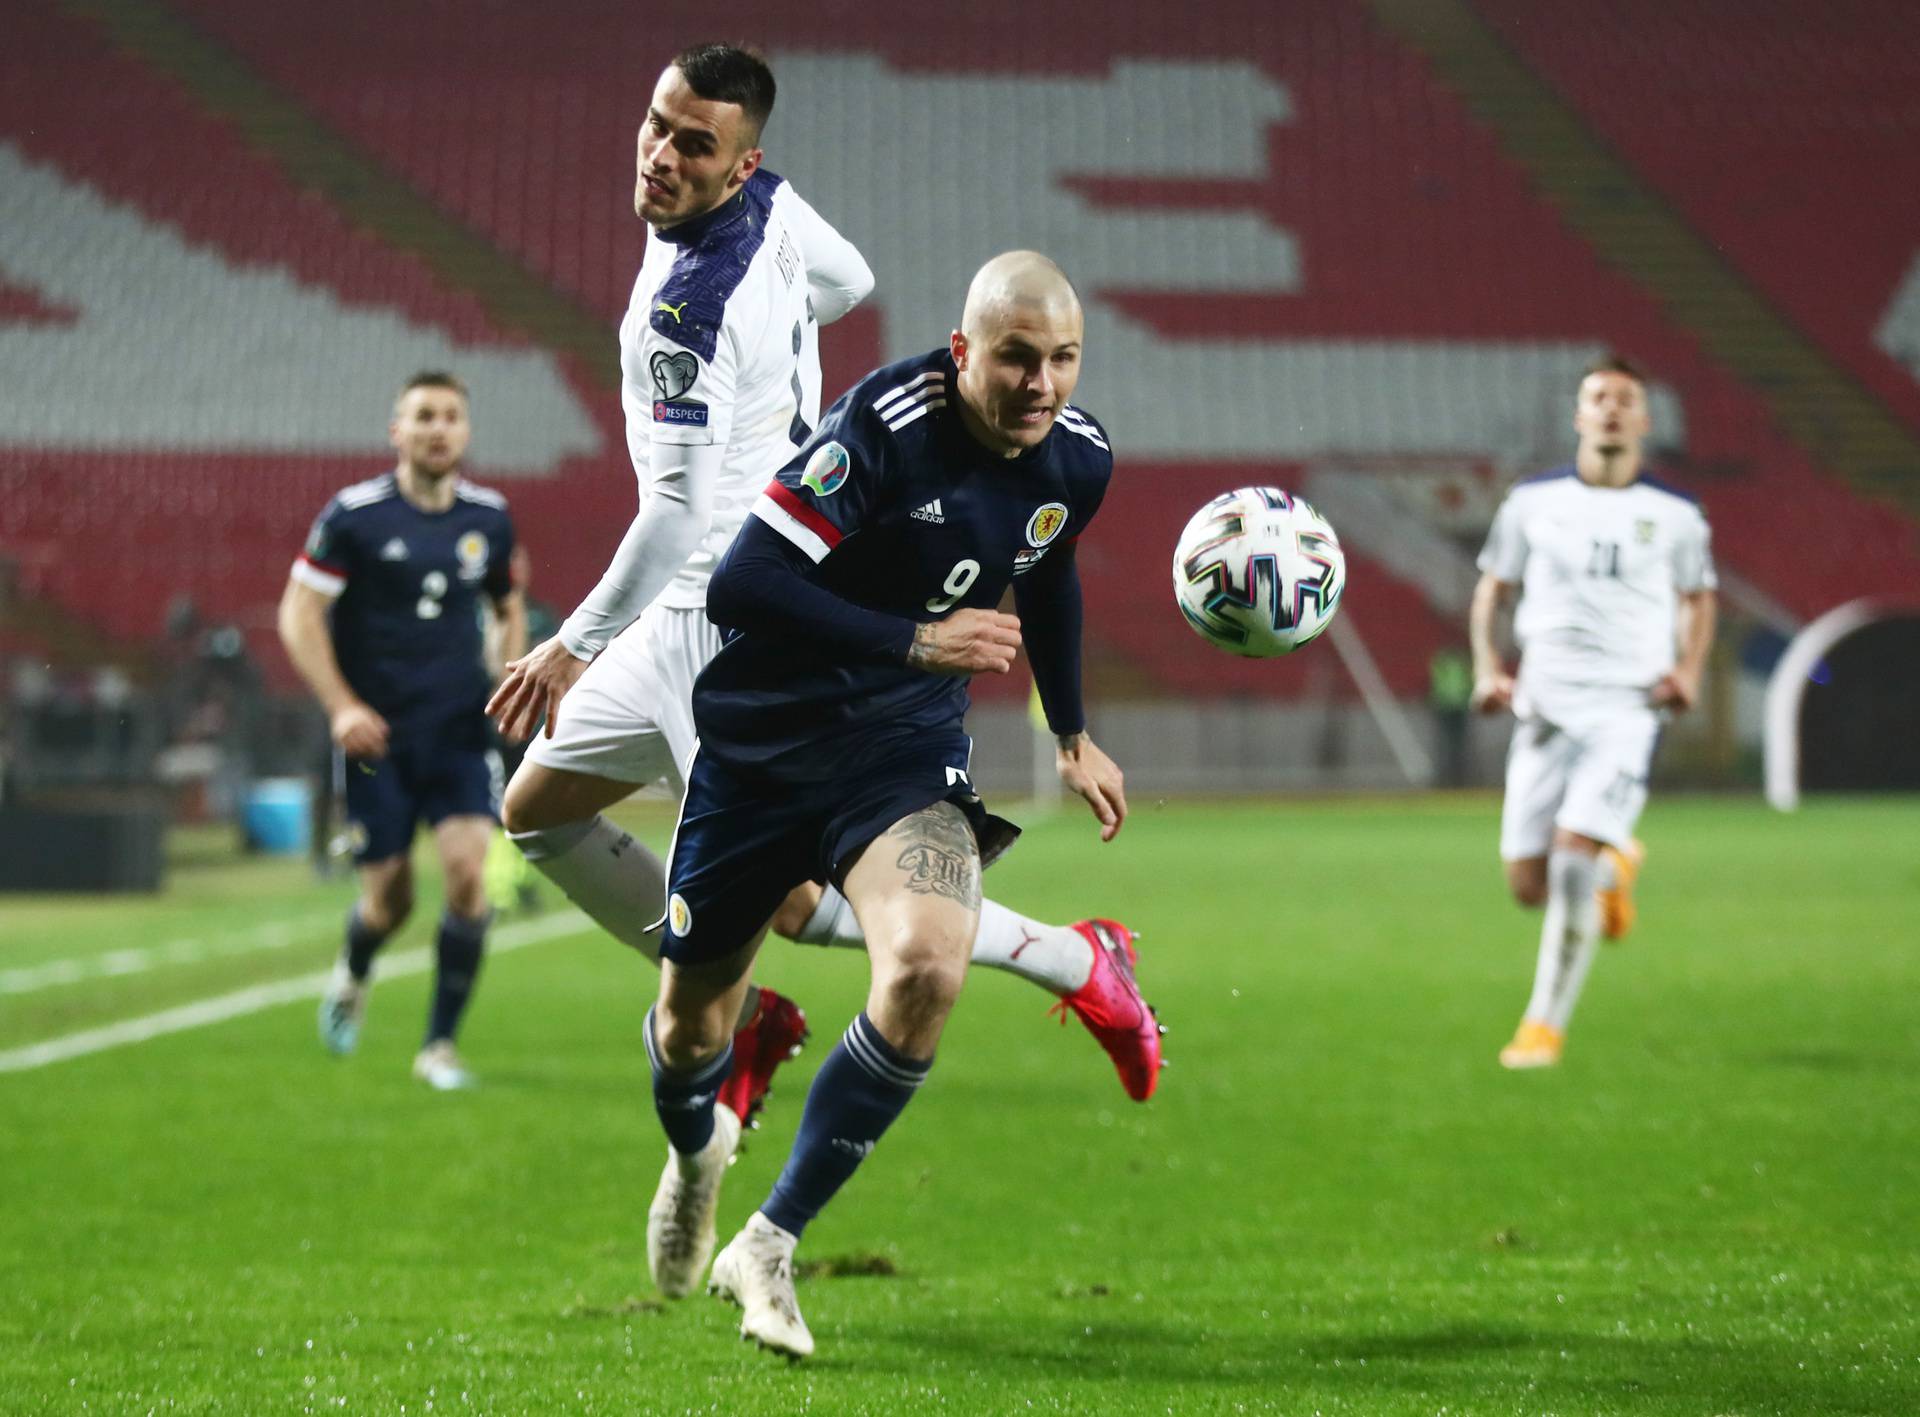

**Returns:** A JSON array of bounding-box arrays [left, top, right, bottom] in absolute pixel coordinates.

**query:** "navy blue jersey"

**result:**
[[693, 348, 1112, 780], [293, 473, 515, 734]]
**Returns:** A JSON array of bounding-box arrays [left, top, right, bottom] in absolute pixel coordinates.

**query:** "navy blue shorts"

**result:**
[[657, 734, 1018, 966], [341, 726, 501, 865]]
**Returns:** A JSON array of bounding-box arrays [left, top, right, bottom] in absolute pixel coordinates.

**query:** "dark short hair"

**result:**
[[672, 43, 776, 144], [1581, 353, 1647, 389], [397, 370, 469, 403]]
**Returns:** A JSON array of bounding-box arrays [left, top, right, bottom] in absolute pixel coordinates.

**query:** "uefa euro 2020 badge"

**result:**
[[801, 442, 851, 497]]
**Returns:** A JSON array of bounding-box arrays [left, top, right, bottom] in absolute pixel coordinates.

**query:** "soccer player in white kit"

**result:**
[[487, 46, 1163, 1121], [1469, 356, 1717, 1069]]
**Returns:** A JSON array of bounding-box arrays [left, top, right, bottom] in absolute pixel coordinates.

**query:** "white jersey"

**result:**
[[617, 169, 869, 610], [1477, 466, 1716, 704]]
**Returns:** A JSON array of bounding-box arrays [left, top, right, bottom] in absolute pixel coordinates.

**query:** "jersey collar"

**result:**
[[652, 185, 753, 247]]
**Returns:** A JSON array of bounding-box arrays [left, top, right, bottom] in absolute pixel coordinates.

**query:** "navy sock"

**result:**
[[344, 904, 389, 981], [644, 1005, 733, 1156], [424, 910, 489, 1045], [762, 1013, 931, 1239]]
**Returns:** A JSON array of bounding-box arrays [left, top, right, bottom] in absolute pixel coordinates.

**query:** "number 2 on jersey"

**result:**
[[416, 570, 448, 620], [787, 307, 815, 448], [926, 559, 981, 613]]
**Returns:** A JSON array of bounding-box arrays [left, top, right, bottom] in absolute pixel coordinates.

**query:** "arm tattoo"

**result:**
[[906, 622, 936, 670], [889, 802, 981, 908], [1056, 731, 1086, 753]]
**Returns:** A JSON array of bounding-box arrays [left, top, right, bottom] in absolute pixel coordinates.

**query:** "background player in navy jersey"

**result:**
[[642, 252, 1126, 1357], [483, 46, 1161, 1131], [278, 371, 526, 1090]]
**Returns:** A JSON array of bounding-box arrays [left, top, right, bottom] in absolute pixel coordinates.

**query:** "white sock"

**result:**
[[1522, 848, 1603, 1031], [510, 815, 665, 963], [792, 889, 1092, 995], [791, 887, 865, 949], [971, 901, 1092, 994]]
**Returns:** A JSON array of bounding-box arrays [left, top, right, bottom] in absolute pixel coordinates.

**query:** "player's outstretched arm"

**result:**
[[1467, 571, 1517, 714], [711, 518, 1016, 671], [555, 443, 721, 656], [707, 517, 921, 660], [276, 577, 389, 759], [491, 443, 724, 740], [1651, 587, 1717, 711], [1011, 542, 1121, 838], [1056, 732, 1127, 842], [484, 587, 529, 683]]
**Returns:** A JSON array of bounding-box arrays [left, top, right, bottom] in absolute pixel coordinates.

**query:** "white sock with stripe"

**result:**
[[791, 889, 1092, 995], [1523, 847, 1603, 1030], [510, 815, 665, 962]]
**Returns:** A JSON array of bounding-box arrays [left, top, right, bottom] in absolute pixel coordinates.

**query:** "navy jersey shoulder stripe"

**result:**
[[873, 370, 944, 415], [647, 169, 782, 362], [849, 351, 953, 436], [455, 480, 508, 510], [337, 472, 397, 509], [1057, 405, 1110, 450], [880, 384, 948, 431]]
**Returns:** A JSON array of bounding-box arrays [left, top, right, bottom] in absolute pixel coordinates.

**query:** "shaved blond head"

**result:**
[[960, 250, 1082, 341], [950, 250, 1086, 457]]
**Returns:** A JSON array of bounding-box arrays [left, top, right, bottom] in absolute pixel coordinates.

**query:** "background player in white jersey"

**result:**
[[279, 372, 526, 1089], [485, 46, 1163, 1122], [1469, 355, 1717, 1069]]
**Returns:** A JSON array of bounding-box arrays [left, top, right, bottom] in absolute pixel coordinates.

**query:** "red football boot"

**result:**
[[717, 988, 810, 1128], [1050, 919, 1164, 1101]]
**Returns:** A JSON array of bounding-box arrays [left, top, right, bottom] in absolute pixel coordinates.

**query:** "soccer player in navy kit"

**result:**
[[278, 372, 526, 1090], [485, 46, 1160, 1138], [642, 252, 1126, 1357]]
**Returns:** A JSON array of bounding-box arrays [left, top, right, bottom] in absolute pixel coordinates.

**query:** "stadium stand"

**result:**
[[4, 0, 1918, 723], [1475, 0, 1920, 448]]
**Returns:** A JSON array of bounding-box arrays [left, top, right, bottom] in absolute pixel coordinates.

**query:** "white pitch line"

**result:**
[[0, 910, 589, 1074], [0, 909, 343, 996]]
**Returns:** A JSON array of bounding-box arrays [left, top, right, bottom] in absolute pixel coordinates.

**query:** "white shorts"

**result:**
[[523, 602, 724, 794], [1499, 692, 1662, 861]]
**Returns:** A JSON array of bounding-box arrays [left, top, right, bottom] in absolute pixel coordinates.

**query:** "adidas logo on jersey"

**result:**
[[911, 499, 946, 524], [379, 538, 409, 561]]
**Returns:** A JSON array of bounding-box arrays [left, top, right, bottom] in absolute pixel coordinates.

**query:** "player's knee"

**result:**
[[877, 933, 968, 1017], [443, 872, 488, 919], [361, 890, 412, 934], [1506, 862, 1548, 908], [652, 1002, 731, 1070], [498, 778, 548, 836]]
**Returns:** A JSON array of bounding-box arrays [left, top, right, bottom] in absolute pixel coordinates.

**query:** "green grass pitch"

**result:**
[[2, 794, 1916, 1414]]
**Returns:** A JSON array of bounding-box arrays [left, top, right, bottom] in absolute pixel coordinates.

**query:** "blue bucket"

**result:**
[[242, 777, 312, 855]]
